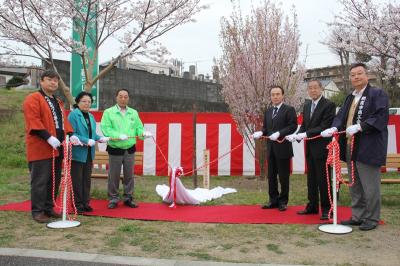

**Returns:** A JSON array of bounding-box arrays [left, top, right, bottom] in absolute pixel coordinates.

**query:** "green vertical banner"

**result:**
[[71, 0, 99, 110]]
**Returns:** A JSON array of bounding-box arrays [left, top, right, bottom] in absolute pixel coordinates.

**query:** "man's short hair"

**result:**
[[308, 79, 323, 89], [350, 63, 368, 72], [40, 69, 60, 81], [115, 88, 129, 96], [269, 85, 284, 95]]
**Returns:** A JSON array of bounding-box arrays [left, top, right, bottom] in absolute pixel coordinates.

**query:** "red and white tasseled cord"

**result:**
[[167, 167, 184, 208], [52, 140, 78, 220], [324, 132, 356, 221]]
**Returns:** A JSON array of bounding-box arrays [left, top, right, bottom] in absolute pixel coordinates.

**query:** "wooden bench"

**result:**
[[91, 151, 143, 179], [340, 154, 400, 184], [381, 153, 400, 184]]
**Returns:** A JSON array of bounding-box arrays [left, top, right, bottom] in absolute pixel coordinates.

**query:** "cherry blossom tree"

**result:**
[[322, 25, 353, 93], [0, 0, 206, 104], [326, 0, 400, 105], [218, 1, 306, 177], [218, 0, 306, 177]]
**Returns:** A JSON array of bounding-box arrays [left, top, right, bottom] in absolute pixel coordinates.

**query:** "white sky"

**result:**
[[154, 0, 342, 75], [41, 0, 342, 75]]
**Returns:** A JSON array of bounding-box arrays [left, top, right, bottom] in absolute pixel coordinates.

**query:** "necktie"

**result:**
[[310, 102, 316, 117], [272, 107, 278, 119]]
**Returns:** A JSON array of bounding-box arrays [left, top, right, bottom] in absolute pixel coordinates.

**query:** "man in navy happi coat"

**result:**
[[321, 63, 389, 231]]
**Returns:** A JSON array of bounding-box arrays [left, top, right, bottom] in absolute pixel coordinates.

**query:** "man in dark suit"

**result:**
[[286, 80, 336, 220], [253, 85, 297, 211], [321, 63, 389, 231]]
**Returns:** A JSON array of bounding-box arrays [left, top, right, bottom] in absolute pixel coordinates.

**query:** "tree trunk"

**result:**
[[58, 79, 74, 108], [343, 51, 350, 93], [338, 50, 351, 93], [84, 81, 94, 93], [256, 140, 267, 180]]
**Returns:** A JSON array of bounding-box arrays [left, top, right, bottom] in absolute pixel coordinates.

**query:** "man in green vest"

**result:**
[[101, 89, 151, 209]]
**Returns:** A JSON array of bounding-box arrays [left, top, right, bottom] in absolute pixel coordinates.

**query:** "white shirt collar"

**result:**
[[352, 85, 367, 103], [273, 102, 283, 110], [116, 104, 127, 115], [312, 95, 323, 106], [352, 85, 367, 97]]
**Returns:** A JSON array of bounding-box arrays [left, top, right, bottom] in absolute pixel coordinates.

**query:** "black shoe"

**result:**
[[76, 207, 85, 214], [297, 208, 319, 215], [340, 219, 362, 226], [320, 209, 333, 220], [359, 221, 377, 231], [108, 202, 118, 209], [45, 210, 62, 219], [32, 213, 50, 223], [84, 205, 93, 212], [278, 204, 287, 211], [261, 202, 278, 209], [124, 200, 138, 208], [320, 212, 332, 220]]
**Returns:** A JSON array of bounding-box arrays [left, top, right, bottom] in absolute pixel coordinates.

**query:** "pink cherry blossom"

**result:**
[[218, 1, 306, 153]]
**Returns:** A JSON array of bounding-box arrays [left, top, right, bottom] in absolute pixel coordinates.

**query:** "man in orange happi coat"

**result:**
[[23, 70, 80, 223]]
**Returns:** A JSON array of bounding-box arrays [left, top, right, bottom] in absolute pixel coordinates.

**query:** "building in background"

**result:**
[[320, 79, 340, 99], [51, 59, 227, 112], [304, 65, 379, 90], [111, 58, 219, 83], [0, 66, 41, 89], [113, 58, 181, 77], [3, 61, 385, 111], [189, 65, 196, 80]]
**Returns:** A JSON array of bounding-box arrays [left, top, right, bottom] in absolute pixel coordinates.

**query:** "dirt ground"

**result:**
[[1, 176, 399, 265], [1, 211, 399, 266]]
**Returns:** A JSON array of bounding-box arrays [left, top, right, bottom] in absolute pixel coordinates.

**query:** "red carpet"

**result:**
[[0, 199, 354, 224]]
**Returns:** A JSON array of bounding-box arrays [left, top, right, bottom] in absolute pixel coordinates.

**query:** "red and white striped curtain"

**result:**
[[91, 112, 400, 176]]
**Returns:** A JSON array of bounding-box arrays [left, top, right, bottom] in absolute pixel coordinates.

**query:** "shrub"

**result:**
[[6, 76, 26, 89]]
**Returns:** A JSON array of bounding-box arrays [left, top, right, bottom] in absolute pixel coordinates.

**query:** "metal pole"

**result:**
[[318, 138, 352, 234], [332, 142, 337, 225], [61, 136, 69, 221]]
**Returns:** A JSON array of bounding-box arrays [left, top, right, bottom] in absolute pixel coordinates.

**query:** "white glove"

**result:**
[[70, 135, 82, 146], [143, 131, 153, 138], [346, 124, 361, 136], [98, 136, 110, 143], [285, 134, 297, 142], [295, 132, 307, 141], [119, 134, 128, 140], [321, 127, 337, 138], [47, 136, 61, 149], [87, 139, 96, 147], [269, 131, 280, 141], [252, 131, 263, 139]]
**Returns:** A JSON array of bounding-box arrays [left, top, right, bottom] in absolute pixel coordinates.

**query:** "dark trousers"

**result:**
[[108, 151, 135, 203], [28, 157, 62, 217], [71, 160, 93, 209], [346, 146, 381, 225], [306, 155, 331, 213], [267, 151, 290, 205]]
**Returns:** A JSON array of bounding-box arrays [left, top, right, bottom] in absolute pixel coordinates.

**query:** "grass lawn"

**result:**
[[0, 89, 399, 265]]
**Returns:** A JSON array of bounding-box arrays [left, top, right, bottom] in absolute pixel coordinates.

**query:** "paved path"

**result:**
[[0, 248, 304, 266]]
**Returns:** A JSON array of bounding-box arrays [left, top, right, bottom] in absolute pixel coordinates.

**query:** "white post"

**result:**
[[318, 138, 352, 234], [332, 143, 337, 225], [47, 135, 80, 229], [203, 149, 210, 189], [61, 136, 69, 221]]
